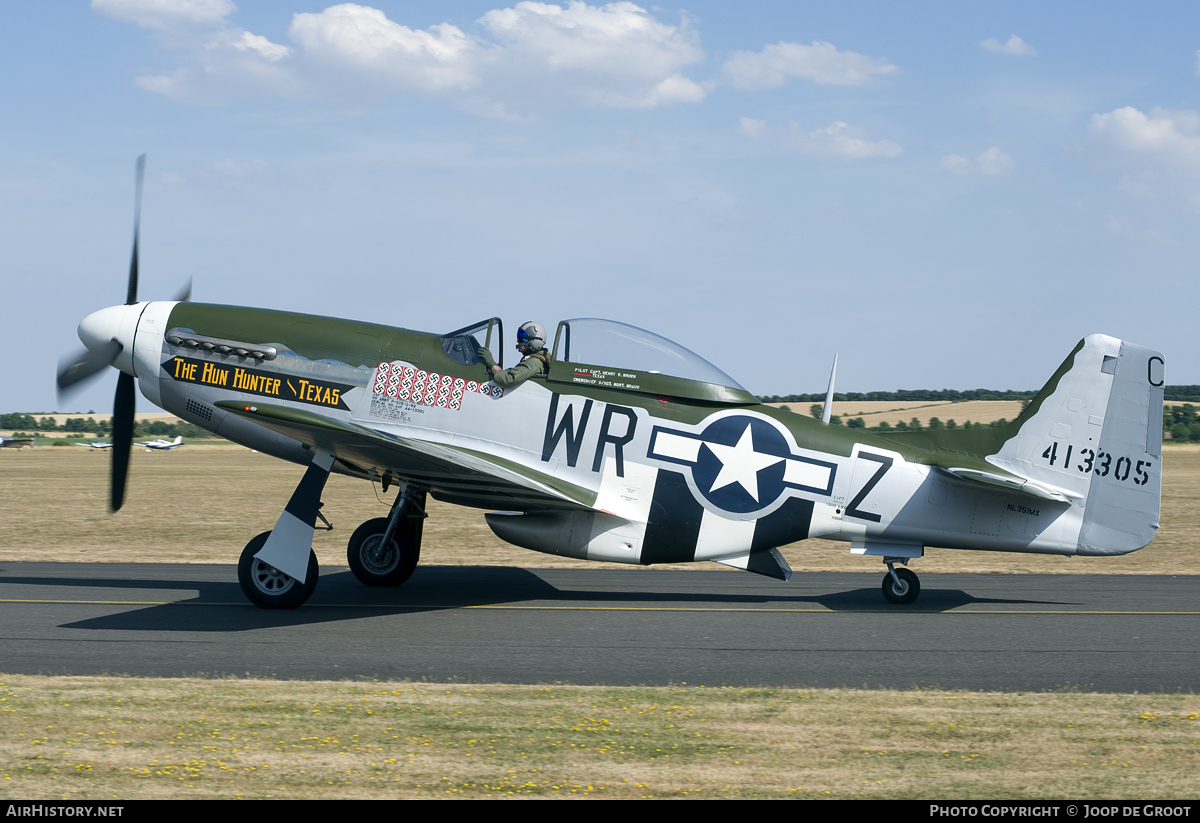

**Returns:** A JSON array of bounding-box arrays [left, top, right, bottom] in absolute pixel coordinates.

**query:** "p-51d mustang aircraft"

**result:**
[[57, 160, 1165, 609]]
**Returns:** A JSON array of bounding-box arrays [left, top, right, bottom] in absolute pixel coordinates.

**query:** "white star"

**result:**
[[705, 423, 783, 502]]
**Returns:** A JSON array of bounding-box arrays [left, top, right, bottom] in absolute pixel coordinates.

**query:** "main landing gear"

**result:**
[[235, 454, 429, 608], [347, 486, 426, 587], [237, 450, 333, 610], [238, 531, 319, 609]]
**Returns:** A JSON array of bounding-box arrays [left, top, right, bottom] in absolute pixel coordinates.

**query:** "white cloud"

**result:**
[[979, 35, 1036, 56], [790, 122, 901, 158], [217, 29, 292, 62], [92, 0, 235, 29], [136, 35, 297, 103], [742, 119, 902, 159], [94, 0, 293, 101], [474, 1, 705, 109], [289, 4, 481, 96], [481, 2, 700, 77], [102, 1, 707, 115], [940, 147, 1014, 176], [722, 41, 897, 89], [1089, 106, 1200, 168], [1088, 106, 1200, 203]]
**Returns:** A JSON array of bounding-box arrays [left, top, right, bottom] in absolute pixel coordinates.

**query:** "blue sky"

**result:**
[[3, 1, 1198, 413]]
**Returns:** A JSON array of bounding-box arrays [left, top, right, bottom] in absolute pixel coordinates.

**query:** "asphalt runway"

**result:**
[[0, 561, 1197, 692]]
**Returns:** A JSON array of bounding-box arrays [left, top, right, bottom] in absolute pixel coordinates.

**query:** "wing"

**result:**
[[216, 401, 593, 512]]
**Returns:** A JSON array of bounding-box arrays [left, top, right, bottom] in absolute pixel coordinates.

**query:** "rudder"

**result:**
[[1077, 338, 1164, 554]]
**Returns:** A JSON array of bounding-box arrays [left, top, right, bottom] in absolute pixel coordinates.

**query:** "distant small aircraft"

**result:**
[[0, 436, 34, 449], [75, 440, 113, 449], [140, 436, 184, 451]]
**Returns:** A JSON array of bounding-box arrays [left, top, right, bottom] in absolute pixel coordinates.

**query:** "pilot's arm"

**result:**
[[477, 347, 546, 389]]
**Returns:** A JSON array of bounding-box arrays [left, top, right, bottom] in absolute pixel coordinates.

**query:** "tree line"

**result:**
[[0, 414, 209, 439], [1164, 404, 1200, 442], [790, 404, 1011, 433]]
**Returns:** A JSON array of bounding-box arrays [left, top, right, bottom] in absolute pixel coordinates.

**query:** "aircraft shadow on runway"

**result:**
[[0, 566, 1077, 633]]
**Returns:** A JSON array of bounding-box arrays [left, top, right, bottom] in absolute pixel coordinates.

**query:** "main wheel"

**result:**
[[237, 531, 319, 609], [881, 567, 920, 605], [347, 517, 421, 586]]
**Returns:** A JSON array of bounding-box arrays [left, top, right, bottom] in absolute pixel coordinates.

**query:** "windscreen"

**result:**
[[442, 318, 500, 367]]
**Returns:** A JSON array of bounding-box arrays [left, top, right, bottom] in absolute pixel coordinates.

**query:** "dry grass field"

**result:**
[[0, 445, 1195, 575], [1, 676, 1196, 800], [768, 400, 1027, 428]]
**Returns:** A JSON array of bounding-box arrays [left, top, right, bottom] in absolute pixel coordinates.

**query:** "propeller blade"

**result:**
[[56, 340, 122, 395], [110, 371, 135, 512], [171, 276, 192, 303], [126, 154, 145, 306]]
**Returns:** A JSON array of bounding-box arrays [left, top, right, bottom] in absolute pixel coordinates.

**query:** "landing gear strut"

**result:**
[[347, 486, 426, 586]]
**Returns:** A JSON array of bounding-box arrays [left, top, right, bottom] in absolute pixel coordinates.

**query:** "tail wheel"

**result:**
[[347, 517, 421, 586], [237, 531, 319, 609], [881, 567, 920, 605]]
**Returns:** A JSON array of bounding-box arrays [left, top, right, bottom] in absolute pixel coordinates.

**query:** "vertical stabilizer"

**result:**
[[988, 334, 1164, 555]]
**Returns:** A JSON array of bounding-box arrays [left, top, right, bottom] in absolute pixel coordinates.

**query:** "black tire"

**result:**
[[881, 567, 920, 605], [237, 531, 319, 609], [347, 516, 421, 586]]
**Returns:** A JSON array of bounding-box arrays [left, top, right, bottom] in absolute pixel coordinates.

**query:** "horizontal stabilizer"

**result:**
[[941, 467, 1076, 503]]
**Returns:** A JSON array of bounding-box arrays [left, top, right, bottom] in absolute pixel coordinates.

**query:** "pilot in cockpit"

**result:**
[[478, 321, 552, 389]]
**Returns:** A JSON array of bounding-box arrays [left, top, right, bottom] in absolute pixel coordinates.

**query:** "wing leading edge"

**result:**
[[215, 400, 594, 512]]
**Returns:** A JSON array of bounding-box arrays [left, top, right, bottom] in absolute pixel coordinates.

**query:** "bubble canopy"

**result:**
[[552, 318, 746, 392]]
